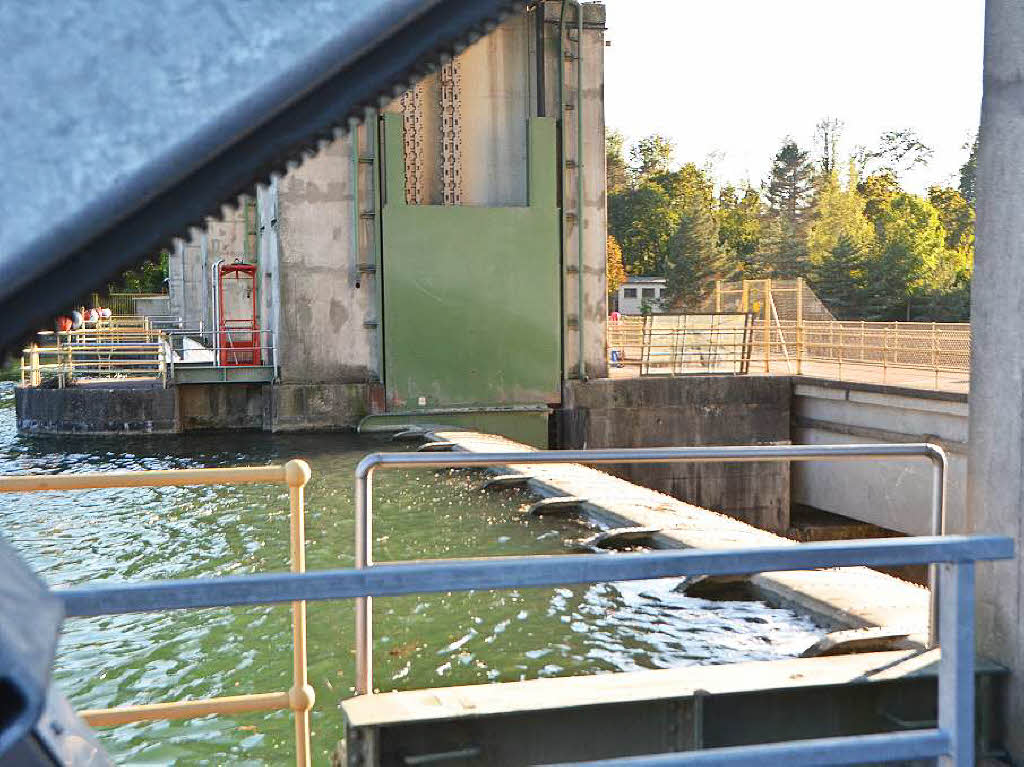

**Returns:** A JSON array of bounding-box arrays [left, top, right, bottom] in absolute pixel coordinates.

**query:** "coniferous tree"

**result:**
[[764, 140, 814, 276], [811, 235, 865, 319], [958, 132, 979, 209], [663, 202, 722, 309]]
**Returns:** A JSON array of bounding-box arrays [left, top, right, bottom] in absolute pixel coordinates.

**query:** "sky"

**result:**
[[601, 0, 984, 194]]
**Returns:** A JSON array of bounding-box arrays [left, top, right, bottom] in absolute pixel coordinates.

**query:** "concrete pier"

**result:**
[[969, 0, 1024, 759], [427, 429, 930, 641]]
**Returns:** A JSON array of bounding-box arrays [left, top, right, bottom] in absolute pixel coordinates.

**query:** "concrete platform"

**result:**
[[342, 649, 1006, 765], [426, 429, 932, 643]]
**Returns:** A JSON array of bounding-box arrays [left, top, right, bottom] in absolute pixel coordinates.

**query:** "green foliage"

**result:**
[[764, 140, 814, 276], [959, 132, 978, 208], [609, 180, 678, 275], [717, 184, 764, 275], [107, 250, 169, 294], [811, 235, 865, 319], [605, 121, 973, 322], [606, 129, 630, 195], [630, 134, 676, 179], [606, 235, 627, 295], [806, 164, 874, 270], [663, 200, 722, 309]]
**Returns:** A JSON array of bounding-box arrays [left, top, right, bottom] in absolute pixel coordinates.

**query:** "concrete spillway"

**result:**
[[423, 429, 930, 643]]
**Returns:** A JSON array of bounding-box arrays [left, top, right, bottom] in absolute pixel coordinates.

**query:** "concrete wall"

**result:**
[[540, 3, 608, 381], [558, 376, 791, 531], [16, 384, 178, 434], [969, 2, 1024, 759], [177, 383, 266, 431], [792, 379, 968, 536], [275, 129, 378, 384]]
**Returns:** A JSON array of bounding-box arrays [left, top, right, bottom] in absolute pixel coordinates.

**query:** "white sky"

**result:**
[[601, 0, 984, 194]]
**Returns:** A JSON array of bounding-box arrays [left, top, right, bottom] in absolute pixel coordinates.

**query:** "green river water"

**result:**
[[0, 383, 823, 765]]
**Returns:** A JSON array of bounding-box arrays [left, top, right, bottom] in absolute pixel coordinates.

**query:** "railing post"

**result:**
[[762, 278, 771, 373], [286, 460, 314, 767], [938, 561, 974, 767], [714, 279, 722, 313], [29, 343, 40, 387], [355, 470, 374, 696], [933, 321, 939, 389]]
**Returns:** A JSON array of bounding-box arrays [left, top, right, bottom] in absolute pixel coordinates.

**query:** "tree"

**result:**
[[606, 235, 627, 296], [815, 118, 844, 176], [806, 162, 874, 268], [811, 235, 865, 319], [606, 129, 630, 195], [107, 250, 169, 294], [630, 134, 675, 179], [663, 201, 721, 308], [763, 139, 814, 276], [959, 132, 979, 208], [857, 128, 933, 179], [928, 186, 975, 254], [608, 180, 678, 275], [864, 192, 950, 319], [717, 184, 764, 276]]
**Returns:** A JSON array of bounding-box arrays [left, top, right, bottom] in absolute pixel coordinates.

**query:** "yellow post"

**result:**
[[714, 280, 722, 313], [762, 279, 771, 373], [286, 460, 314, 767], [29, 343, 40, 387], [795, 278, 804, 375]]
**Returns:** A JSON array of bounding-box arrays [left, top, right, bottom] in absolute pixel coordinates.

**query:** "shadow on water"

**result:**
[[0, 382, 823, 765]]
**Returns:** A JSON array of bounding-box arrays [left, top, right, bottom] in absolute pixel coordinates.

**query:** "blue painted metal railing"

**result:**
[[60, 534, 1012, 766]]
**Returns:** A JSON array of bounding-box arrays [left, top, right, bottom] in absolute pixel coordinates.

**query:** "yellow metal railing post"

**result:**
[[714, 280, 722, 313], [0, 463, 316, 763], [762, 279, 771, 373], [29, 343, 40, 386], [286, 460, 314, 767]]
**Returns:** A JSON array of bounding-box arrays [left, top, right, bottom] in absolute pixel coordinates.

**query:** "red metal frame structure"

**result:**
[[217, 262, 261, 366]]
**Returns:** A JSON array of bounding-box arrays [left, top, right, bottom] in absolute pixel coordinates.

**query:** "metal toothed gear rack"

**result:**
[[440, 58, 462, 205]]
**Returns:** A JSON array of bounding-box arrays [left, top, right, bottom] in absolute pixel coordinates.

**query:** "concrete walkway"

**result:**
[[427, 429, 931, 645], [610, 358, 969, 395]]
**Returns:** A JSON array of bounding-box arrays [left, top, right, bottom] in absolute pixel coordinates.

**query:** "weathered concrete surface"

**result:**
[[559, 376, 791, 531], [177, 383, 265, 430], [429, 429, 929, 642], [792, 378, 968, 536], [275, 131, 378, 385], [267, 382, 372, 431], [16, 383, 178, 433], [540, 3, 608, 381], [969, 2, 1024, 759]]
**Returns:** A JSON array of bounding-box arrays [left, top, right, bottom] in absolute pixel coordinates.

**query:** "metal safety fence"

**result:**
[[54, 494, 1010, 766], [22, 329, 169, 387], [31, 444, 1009, 765], [608, 314, 753, 375], [0, 462, 315, 767]]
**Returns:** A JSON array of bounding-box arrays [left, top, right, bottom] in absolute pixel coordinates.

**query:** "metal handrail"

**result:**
[[353, 443, 948, 697], [56, 534, 1013, 767], [0, 462, 315, 767]]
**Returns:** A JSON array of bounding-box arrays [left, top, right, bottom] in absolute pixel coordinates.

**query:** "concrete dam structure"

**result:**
[[6, 1, 1024, 766]]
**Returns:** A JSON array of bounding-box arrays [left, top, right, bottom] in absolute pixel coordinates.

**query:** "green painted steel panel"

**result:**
[[360, 410, 550, 448], [380, 114, 561, 410]]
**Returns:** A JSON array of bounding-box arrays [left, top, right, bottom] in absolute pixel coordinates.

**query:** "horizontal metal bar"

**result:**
[[57, 535, 1012, 618], [547, 729, 950, 766], [355, 443, 945, 477], [80, 690, 291, 726], [0, 465, 287, 493]]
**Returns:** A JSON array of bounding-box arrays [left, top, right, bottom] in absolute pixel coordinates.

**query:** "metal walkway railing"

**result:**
[[0, 463, 314, 767], [29, 444, 1010, 766], [354, 442, 949, 693], [58, 535, 1011, 766]]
